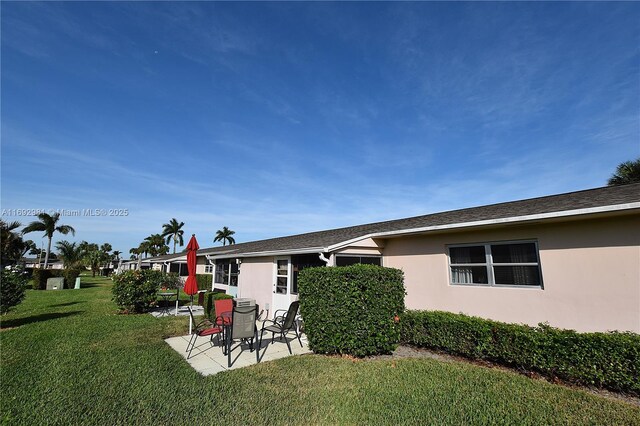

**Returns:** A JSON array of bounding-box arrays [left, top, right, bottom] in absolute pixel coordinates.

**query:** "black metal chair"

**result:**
[[259, 300, 302, 355], [186, 307, 224, 359], [225, 305, 260, 367]]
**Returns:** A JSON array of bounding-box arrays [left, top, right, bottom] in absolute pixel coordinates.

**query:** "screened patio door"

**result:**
[[272, 257, 292, 318]]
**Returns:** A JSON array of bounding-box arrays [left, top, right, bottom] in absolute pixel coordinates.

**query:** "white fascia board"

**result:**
[[147, 255, 186, 263], [327, 203, 640, 252], [208, 247, 326, 260]]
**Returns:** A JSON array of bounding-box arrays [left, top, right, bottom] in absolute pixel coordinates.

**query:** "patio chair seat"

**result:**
[[259, 300, 303, 355], [186, 307, 224, 359]]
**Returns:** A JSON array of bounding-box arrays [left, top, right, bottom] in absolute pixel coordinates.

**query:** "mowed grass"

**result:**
[[1, 276, 639, 425]]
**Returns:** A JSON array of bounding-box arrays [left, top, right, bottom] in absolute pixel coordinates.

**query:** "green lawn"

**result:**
[[1, 275, 639, 425]]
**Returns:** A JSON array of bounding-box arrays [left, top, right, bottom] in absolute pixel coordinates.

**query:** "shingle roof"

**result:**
[[198, 183, 640, 258]]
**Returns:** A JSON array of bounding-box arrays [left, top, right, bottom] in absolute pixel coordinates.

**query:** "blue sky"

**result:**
[[2, 2, 639, 256]]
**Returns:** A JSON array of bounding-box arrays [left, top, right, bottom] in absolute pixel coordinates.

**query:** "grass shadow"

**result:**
[[0, 311, 83, 329]]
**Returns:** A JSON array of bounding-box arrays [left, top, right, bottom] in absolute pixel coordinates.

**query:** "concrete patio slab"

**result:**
[[150, 305, 203, 318], [165, 331, 311, 376]]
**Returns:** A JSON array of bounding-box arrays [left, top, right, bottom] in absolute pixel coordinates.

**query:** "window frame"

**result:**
[[214, 259, 239, 287], [447, 240, 543, 289], [335, 255, 382, 267]]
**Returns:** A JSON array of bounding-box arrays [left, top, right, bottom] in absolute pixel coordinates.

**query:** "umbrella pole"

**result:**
[[175, 288, 179, 316], [188, 294, 194, 335]]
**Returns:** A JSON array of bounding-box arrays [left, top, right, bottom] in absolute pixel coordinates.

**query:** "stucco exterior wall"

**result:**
[[382, 214, 640, 333], [237, 256, 274, 313]]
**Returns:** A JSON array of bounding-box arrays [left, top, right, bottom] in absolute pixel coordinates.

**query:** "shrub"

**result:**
[[31, 269, 62, 290], [158, 272, 182, 290], [62, 267, 85, 289], [195, 274, 211, 291], [111, 270, 165, 313], [202, 291, 234, 320], [400, 310, 640, 396], [298, 264, 406, 357], [1, 267, 28, 314]]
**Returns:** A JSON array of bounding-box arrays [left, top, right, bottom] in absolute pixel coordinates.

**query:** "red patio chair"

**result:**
[[186, 307, 223, 359], [214, 298, 234, 327]]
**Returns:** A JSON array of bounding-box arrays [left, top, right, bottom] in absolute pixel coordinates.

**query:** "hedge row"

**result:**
[[400, 310, 640, 395], [195, 274, 212, 291], [202, 291, 234, 320], [32, 268, 84, 290], [299, 264, 406, 357]]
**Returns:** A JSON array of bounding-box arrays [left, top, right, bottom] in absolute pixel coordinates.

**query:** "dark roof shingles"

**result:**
[[199, 184, 640, 256]]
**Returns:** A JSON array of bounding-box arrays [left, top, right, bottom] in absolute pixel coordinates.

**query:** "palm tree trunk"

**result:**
[[173, 238, 176, 254], [44, 236, 52, 268]]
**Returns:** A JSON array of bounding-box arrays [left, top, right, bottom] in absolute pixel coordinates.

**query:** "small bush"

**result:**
[[111, 270, 166, 313], [298, 264, 406, 357], [1, 267, 28, 314], [202, 291, 233, 320], [63, 267, 85, 289], [158, 272, 182, 290], [195, 274, 211, 291], [400, 310, 640, 396]]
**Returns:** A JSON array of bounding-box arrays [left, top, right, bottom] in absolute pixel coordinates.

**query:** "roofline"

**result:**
[[147, 201, 639, 261], [327, 202, 640, 251], [206, 247, 326, 260]]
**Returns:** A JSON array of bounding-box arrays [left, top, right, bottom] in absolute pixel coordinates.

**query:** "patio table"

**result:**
[[158, 292, 175, 317]]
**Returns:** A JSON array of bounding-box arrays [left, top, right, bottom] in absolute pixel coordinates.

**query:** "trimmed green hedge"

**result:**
[[195, 274, 211, 291], [202, 291, 234, 320], [299, 264, 406, 357], [400, 310, 640, 395], [32, 268, 84, 290]]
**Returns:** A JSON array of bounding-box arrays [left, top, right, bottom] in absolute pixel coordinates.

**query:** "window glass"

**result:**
[[494, 266, 541, 286], [491, 243, 538, 263], [449, 241, 542, 288], [336, 256, 382, 266], [449, 246, 486, 264], [451, 266, 488, 284]]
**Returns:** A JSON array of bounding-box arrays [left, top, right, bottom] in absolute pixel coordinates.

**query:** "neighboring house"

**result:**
[[21, 257, 64, 269], [141, 184, 639, 333], [206, 184, 640, 332]]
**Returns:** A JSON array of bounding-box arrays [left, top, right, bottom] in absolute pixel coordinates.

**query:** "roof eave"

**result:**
[[327, 202, 640, 251]]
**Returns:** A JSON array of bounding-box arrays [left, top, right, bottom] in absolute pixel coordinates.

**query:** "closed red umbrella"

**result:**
[[184, 234, 200, 335], [184, 234, 200, 299]]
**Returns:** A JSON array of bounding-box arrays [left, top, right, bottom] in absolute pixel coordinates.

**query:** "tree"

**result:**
[[214, 226, 236, 246], [608, 158, 640, 186], [161, 218, 185, 254], [1, 220, 28, 266], [22, 213, 75, 268], [100, 243, 112, 268], [144, 234, 169, 256], [55, 240, 84, 269]]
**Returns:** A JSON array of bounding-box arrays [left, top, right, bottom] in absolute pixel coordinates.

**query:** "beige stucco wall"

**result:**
[[237, 256, 274, 313], [383, 214, 640, 333]]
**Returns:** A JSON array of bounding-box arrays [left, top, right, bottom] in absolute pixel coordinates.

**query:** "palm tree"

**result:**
[[161, 218, 185, 254], [113, 250, 122, 261], [1, 220, 28, 266], [22, 213, 75, 268], [144, 234, 169, 256], [100, 243, 112, 268], [214, 226, 236, 246], [55, 240, 84, 269], [608, 158, 640, 186]]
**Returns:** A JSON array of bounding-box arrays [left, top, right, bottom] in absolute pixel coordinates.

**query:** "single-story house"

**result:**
[[147, 183, 640, 333]]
